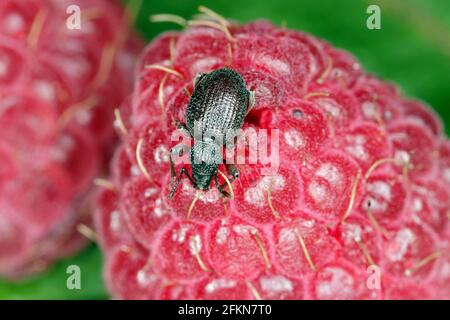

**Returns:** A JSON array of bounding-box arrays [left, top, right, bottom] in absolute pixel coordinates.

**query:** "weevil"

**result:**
[[169, 67, 255, 199]]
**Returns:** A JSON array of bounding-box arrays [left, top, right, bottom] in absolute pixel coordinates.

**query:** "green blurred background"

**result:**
[[0, 0, 449, 299]]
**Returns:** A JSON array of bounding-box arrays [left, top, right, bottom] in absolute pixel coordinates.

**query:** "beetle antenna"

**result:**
[[187, 190, 201, 220], [341, 170, 361, 223]]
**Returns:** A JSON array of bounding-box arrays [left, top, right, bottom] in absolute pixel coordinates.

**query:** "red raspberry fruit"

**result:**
[[0, 0, 140, 278], [95, 12, 450, 299]]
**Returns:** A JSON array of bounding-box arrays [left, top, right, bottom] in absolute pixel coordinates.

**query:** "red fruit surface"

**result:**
[[94, 16, 450, 299], [0, 0, 140, 278], [274, 216, 341, 277], [207, 218, 268, 279], [310, 259, 375, 300]]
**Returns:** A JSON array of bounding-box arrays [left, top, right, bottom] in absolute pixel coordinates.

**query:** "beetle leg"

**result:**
[[169, 147, 194, 199], [226, 163, 239, 182], [169, 148, 177, 179], [170, 143, 191, 178], [169, 147, 188, 179], [215, 171, 232, 198], [169, 167, 194, 199]]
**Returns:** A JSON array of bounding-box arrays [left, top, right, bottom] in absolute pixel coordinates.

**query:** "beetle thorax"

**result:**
[[190, 141, 220, 190]]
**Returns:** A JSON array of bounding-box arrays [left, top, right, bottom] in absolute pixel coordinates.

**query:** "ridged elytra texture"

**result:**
[[183, 67, 250, 191], [95, 20, 450, 299], [0, 0, 140, 278], [186, 68, 249, 139]]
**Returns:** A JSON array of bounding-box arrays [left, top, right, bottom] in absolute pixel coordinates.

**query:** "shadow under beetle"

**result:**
[[169, 67, 255, 199]]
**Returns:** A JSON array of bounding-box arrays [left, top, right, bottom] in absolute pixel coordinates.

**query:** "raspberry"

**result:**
[[0, 0, 140, 278], [95, 10, 450, 299]]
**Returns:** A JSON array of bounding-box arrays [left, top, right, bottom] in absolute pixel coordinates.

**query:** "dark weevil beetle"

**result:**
[[169, 67, 255, 199]]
